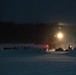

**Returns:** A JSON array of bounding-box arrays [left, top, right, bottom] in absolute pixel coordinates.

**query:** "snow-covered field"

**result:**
[[0, 47, 76, 75]]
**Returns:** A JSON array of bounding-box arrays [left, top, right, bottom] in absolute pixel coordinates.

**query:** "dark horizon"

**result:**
[[0, 21, 76, 48]]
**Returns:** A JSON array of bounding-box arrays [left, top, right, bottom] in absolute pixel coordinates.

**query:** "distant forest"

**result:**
[[0, 21, 55, 44], [0, 21, 76, 48]]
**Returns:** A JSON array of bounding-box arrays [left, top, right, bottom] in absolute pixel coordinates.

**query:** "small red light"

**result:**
[[46, 45, 49, 48]]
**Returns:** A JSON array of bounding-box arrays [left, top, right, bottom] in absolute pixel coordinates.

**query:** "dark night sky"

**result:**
[[0, 0, 76, 24]]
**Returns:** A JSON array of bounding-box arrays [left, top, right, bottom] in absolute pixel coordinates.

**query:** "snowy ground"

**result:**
[[0, 48, 76, 75]]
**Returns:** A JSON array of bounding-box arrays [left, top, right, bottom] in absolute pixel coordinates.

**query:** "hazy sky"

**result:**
[[0, 0, 76, 24]]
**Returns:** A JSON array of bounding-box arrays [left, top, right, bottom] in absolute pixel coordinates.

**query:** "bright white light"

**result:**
[[57, 33, 63, 39]]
